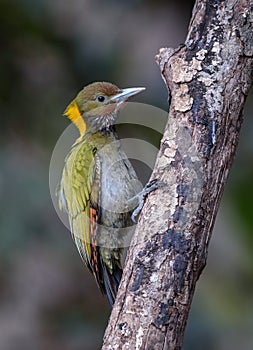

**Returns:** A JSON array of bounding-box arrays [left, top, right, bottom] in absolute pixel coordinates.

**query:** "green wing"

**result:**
[[58, 140, 99, 273]]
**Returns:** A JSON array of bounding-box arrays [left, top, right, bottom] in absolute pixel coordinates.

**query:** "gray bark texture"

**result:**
[[102, 0, 253, 349]]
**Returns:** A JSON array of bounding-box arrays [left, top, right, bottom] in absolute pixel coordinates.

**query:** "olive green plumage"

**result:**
[[58, 82, 145, 306]]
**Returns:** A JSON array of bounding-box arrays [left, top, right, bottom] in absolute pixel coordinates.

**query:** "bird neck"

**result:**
[[75, 125, 118, 148], [90, 125, 118, 140], [101, 125, 116, 135]]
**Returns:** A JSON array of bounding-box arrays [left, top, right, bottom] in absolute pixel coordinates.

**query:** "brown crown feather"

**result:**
[[80, 82, 120, 101]]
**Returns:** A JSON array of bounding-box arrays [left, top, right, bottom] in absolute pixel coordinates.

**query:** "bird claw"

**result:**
[[131, 199, 144, 223], [143, 178, 165, 192], [131, 179, 165, 223]]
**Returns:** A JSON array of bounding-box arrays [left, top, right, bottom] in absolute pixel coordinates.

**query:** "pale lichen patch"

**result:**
[[150, 273, 158, 283], [171, 57, 202, 83], [174, 84, 193, 112], [155, 47, 175, 72], [196, 49, 207, 61], [198, 73, 213, 86]]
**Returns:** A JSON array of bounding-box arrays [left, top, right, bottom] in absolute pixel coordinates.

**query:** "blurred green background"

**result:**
[[0, 0, 252, 349]]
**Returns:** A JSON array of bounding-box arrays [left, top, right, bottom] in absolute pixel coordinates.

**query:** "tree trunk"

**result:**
[[102, 1, 253, 349]]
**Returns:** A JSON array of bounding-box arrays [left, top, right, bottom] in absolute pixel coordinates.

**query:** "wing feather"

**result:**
[[58, 140, 97, 272]]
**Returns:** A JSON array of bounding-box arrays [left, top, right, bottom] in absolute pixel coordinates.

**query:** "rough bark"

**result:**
[[102, 1, 253, 349]]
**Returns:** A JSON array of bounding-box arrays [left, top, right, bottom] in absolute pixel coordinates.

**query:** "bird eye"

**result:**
[[97, 95, 105, 103]]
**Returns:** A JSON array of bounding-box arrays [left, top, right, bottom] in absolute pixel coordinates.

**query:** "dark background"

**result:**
[[0, 1, 253, 349]]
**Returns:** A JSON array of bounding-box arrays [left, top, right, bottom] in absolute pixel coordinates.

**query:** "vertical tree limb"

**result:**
[[102, 1, 253, 349]]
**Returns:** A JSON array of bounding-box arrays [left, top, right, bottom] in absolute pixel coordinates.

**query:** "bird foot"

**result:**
[[131, 179, 165, 223]]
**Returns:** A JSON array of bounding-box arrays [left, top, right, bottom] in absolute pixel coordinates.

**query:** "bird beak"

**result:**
[[110, 87, 146, 103]]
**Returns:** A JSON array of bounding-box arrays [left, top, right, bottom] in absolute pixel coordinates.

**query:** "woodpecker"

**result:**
[[58, 82, 156, 306]]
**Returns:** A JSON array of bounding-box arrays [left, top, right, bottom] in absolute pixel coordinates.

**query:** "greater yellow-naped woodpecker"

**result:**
[[58, 82, 156, 306]]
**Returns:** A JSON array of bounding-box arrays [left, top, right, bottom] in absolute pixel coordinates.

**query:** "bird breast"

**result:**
[[98, 139, 142, 214]]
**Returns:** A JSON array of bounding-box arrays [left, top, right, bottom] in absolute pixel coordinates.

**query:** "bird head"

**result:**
[[63, 82, 145, 135]]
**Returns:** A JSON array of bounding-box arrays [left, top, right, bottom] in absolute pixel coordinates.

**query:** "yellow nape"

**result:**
[[63, 100, 86, 136]]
